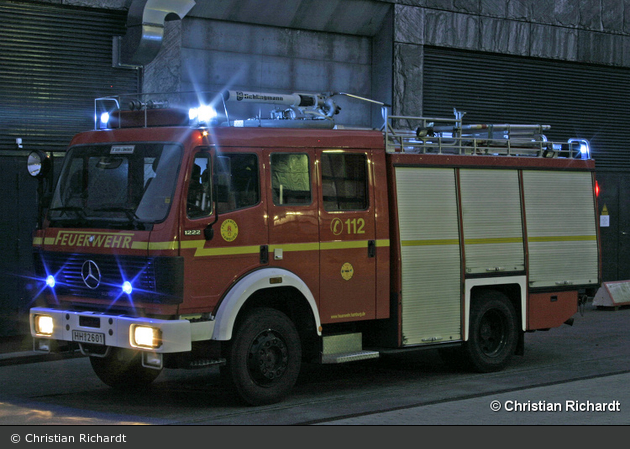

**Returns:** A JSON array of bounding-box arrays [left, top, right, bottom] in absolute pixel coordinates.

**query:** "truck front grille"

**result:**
[[34, 251, 183, 304]]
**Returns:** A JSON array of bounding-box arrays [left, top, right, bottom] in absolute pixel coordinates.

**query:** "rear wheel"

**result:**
[[463, 291, 519, 372], [224, 308, 302, 406], [90, 348, 162, 389]]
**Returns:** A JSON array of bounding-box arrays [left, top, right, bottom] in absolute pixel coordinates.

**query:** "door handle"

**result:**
[[260, 245, 269, 264], [368, 240, 376, 258]]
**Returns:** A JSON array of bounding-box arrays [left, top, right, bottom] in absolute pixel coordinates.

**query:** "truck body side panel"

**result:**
[[395, 167, 462, 346], [522, 170, 599, 289], [388, 153, 600, 346]]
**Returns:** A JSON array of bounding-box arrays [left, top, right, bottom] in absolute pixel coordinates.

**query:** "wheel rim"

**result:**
[[247, 328, 289, 386], [478, 309, 507, 357]]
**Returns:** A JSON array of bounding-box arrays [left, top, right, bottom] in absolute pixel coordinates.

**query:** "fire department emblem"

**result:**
[[220, 219, 239, 242], [341, 262, 354, 281]]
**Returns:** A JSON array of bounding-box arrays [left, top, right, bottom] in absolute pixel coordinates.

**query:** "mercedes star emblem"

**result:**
[[81, 260, 101, 289]]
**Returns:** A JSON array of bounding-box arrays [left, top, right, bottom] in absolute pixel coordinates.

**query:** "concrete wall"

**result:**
[[40, 0, 630, 124], [137, 0, 630, 124], [391, 0, 630, 115], [145, 18, 375, 127]]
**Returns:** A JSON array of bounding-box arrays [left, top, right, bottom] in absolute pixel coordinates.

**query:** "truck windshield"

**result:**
[[48, 143, 182, 229]]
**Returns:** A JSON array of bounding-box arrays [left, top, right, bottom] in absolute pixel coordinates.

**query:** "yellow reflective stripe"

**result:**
[[268, 243, 320, 252], [131, 241, 178, 251], [402, 239, 459, 247], [529, 235, 597, 243], [176, 239, 391, 257], [465, 237, 523, 245], [44, 237, 56, 245], [320, 241, 368, 250], [33, 237, 44, 245], [196, 245, 261, 257], [180, 240, 259, 257], [319, 239, 389, 250], [150, 241, 179, 251], [403, 236, 595, 247]]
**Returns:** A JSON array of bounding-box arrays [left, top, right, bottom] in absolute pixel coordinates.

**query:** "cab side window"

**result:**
[[321, 152, 368, 211], [215, 154, 260, 213], [271, 153, 311, 206], [187, 153, 212, 219]]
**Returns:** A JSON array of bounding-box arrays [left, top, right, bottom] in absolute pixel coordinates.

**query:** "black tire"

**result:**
[[463, 291, 519, 373], [90, 348, 162, 390], [224, 307, 302, 406]]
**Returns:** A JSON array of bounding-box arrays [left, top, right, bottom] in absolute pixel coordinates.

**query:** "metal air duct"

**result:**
[[113, 0, 196, 68]]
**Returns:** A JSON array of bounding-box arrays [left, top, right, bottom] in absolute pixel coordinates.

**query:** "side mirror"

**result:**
[[27, 150, 51, 178]]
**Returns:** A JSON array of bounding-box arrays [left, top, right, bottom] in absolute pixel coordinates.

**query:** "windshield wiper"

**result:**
[[48, 206, 87, 220], [93, 207, 144, 229]]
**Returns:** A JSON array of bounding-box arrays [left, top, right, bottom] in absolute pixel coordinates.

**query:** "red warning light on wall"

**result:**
[[595, 180, 600, 197]]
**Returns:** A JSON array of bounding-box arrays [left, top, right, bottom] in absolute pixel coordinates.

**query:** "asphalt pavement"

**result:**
[[3, 304, 629, 426], [318, 371, 630, 425]]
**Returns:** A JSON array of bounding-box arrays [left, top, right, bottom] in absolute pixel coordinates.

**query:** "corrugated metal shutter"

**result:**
[[522, 170, 599, 288], [0, 1, 138, 153], [422, 47, 630, 171], [396, 167, 461, 346], [459, 169, 524, 275]]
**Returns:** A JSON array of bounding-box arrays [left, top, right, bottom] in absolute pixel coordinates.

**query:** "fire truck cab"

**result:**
[[28, 91, 600, 405]]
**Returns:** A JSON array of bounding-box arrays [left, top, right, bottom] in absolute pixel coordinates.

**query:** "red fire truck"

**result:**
[[27, 90, 600, 405]]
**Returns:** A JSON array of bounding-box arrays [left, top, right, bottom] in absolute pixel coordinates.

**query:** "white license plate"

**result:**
[[72, 330, 105, 345]]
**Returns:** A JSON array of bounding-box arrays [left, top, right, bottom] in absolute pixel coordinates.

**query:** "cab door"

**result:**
[[265, 149, 320, 301], [180, 148, 265, 313], [318, 150, 376, 323]]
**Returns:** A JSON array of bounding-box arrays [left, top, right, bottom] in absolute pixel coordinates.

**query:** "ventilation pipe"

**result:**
[[113, 0, 196, 68]]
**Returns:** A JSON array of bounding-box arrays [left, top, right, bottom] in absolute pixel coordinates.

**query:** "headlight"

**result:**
[[34, 315, 54, 336], [131, 325, 162, 349]]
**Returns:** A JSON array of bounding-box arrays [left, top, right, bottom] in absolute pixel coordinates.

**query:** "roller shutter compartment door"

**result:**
[[459, 169, 524, 275], [396, 167, 461, 346], [522, 170, 599, 289]]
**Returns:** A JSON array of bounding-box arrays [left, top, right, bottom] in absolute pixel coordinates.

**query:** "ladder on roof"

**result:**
[[382, 108, 590, 159]]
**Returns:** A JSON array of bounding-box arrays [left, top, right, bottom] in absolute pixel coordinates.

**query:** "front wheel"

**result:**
[[90, 348, 162, 389], [224, 308, 302, 406], [463, 291, 519, 373]]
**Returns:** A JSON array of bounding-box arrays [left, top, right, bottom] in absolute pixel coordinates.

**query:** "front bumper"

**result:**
[[30, 307, 194, 354]]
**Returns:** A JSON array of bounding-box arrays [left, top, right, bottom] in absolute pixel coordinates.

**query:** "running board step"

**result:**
[[321, 333, 380, 364], [321, 350, 380, 364]]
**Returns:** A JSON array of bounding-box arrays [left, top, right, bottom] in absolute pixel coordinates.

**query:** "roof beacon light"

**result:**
[[189, 105, 217, 124], [569, 138, 591, 160], [100, 112, 110, 128]]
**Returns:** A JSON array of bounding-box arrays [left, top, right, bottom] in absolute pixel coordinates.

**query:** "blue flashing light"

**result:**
[[569, 138, 591, 160], [100, 112, 110, 127], [46, 275, 56, 288], [122, 281, 133, 295], [189, 105, 217, 124]]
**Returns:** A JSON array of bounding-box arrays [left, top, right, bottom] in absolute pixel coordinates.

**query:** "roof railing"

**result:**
[[382, 107, 590, 159]]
